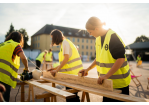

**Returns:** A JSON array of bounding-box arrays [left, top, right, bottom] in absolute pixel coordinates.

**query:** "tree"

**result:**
[[134, 35, 149, 43], [17, 28, 29, 49], [5, 23, 15, 38]]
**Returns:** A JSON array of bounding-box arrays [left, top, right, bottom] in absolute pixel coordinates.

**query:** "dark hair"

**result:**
[[50, 29, 64, 46], [5, 31, 24, 47], [49, 49, 52, 51]]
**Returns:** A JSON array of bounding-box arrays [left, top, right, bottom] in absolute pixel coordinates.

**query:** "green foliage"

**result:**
[[5, 23, 15, 38], [5, 23, 30, 49], [16, 28, 29, 49], [134, 35, 149, 43]]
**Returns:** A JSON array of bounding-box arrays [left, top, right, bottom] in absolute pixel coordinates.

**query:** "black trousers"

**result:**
[[36, 60, 41, 70], [103, 85, 129, 102], [0, 81, 11, 102], [66, 87, 80, 102]]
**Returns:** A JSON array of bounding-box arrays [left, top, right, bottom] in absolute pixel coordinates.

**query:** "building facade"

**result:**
[[31, 24, 96, 58]]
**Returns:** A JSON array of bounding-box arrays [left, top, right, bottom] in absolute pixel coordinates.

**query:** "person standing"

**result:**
[[136, 54, 142, 67], [45, 49, 53, 69], [35, 50, 48, 70], [79, 17, 131, 102], [48, 29, 83, 102], [0, 32, 29, 102]]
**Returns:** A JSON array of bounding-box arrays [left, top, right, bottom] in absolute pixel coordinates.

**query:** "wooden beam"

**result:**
[[35, 93, 55, 99], [66, 89, 80, 93], [43, 71, 113, 91], [17, 75, 76, 99], [41, 77, 149, 102]]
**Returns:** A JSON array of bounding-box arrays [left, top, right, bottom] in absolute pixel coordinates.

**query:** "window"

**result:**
[[36, 37, 37, 41], [90, 52, 92, 56], [77, 38, 79, 42], [57, 46, 59, 48], [90, 46, 92, 49], [86, 39, 88, 43], [83, 34, 86, 36], [38, 36, 40, 40], [91, 40, 92, 43], [73, 38, 75, 42], [68, 32, 72, 35], [86, 52, 88, 55], [82, 39, 84, 43], [86, 46, 88, 49], [35, 43, 37, 48], [67, 37, 70, 40], [82, 52, 84, 55], [38, 43, 40, 47], [82, 45, 84, 49]]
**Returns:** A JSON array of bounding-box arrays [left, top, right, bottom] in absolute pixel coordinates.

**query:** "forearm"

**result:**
[[105, 58, 125, 78], [56, 56, 69, 72], [21, 58, 28, 69], [86, 58, 96, 72]]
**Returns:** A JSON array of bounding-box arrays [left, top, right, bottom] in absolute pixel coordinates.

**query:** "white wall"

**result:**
[[24, 49, 41, 60]]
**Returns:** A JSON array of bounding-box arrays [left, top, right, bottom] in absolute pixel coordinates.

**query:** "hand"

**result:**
[[50, 70, 57, 77], [47, 68, 55, 71], [0, 84, 6, 102], [97, 75, 108, 84], [78, 69, 88, 76], [24, 68, 29, 72]]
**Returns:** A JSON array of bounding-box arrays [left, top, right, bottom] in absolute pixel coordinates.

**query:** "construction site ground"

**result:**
[[9, 61, 149, 102]]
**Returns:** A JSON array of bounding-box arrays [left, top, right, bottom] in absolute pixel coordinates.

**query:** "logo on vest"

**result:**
[[105, 44, 108, 51]]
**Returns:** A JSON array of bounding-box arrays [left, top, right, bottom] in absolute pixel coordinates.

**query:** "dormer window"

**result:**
[[75, 33, 79, 35], [68, 32, 72, 35]]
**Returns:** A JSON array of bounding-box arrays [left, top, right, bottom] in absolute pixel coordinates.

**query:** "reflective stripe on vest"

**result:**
[[59, 39, 83, 75], [60, 57, 81, 64], [59, 64, 83, 72], [96, 61, 128, 68], [0, 39, 20, 88], [95, 30, 131, 88], [0, 68, 17, 82], [0, 59, 18, 72], [98, 69, 130, 79]]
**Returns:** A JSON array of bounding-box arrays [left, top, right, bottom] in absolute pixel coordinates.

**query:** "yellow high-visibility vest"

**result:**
[[45, 52, 52, 61], [96, 30, 131, 88], [59, 39, 83, 75], [36, 52, 45, 62], [0, 39, 20, 88]]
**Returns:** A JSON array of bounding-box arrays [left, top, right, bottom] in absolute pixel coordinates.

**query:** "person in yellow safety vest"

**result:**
[[79, 17, 131, 102], [136, 54, 142, 67], [0, 32, 29, 102], [35, 50, 48, 70], [45, 49, 53, 69], [48, 29, 83, 102]]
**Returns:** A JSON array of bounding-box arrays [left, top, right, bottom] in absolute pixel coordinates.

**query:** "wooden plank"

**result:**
[[17, 75, 76, 99], [41, 77, 149, 102], [43, 71, 113, 91], [35, 93, 55, 99], [66, 89, 80, 93]]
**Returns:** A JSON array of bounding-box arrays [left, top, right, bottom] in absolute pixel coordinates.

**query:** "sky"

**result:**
[[0, 3, 149, 45]]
